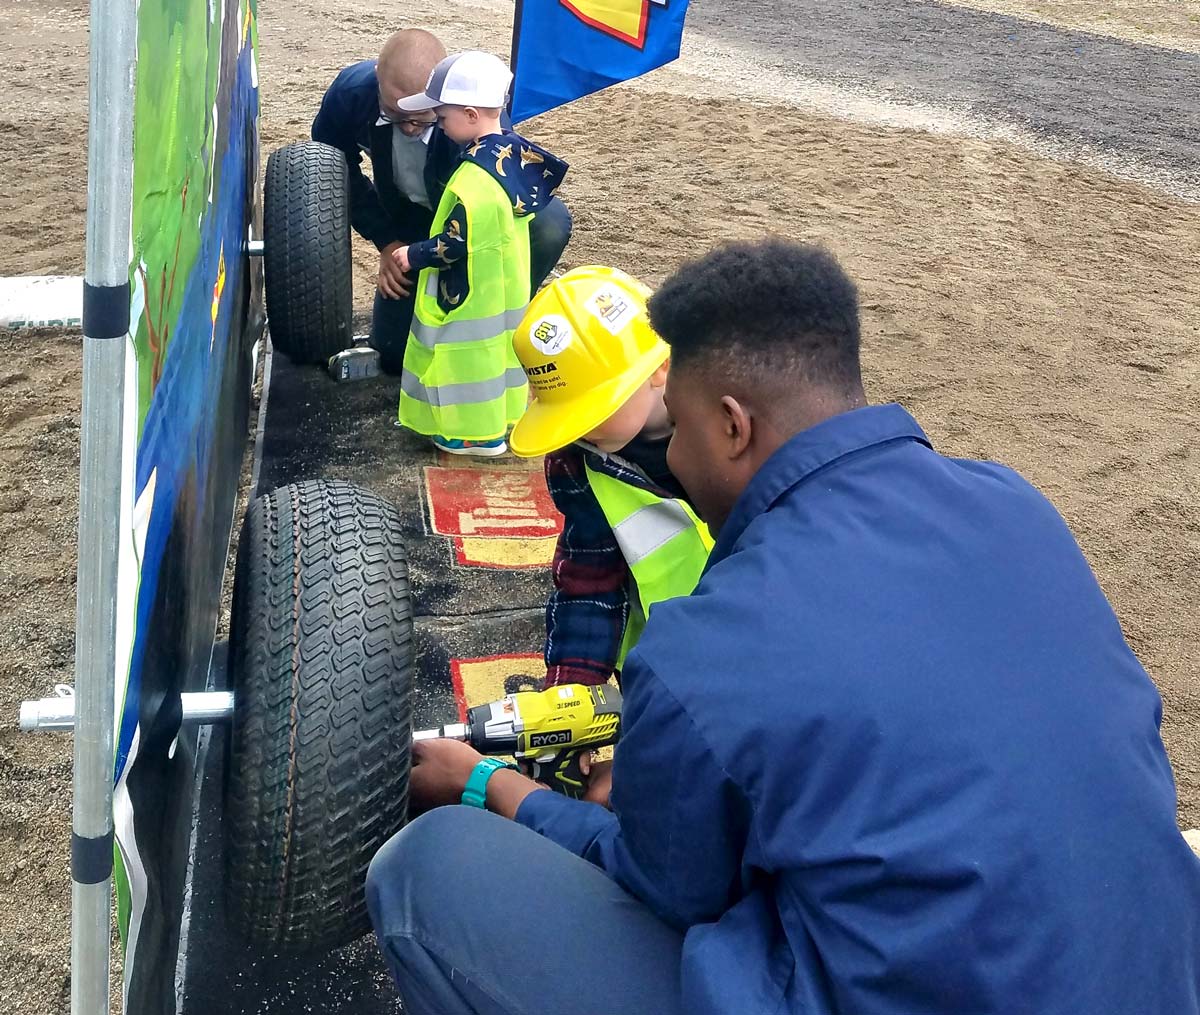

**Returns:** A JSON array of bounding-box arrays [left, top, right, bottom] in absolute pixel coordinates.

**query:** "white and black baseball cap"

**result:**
[[396, 51, 513, 112]]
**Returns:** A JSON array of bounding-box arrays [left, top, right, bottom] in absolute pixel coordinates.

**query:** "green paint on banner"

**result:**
[[130, 0, 226, 436], [115, 847, 131, 950]]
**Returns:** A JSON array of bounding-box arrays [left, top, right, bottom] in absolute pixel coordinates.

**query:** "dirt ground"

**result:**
[[0, 330, 81, 1009], [943, 0, 1200, 52], [1, 0, 1198, 1010]]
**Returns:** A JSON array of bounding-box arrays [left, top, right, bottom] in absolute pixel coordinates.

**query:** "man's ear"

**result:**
[[648, 359, 669, 389], [720, 395, 753, 459]]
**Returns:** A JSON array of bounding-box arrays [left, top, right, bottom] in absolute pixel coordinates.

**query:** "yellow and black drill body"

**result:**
[[413, 683, 622, 798]]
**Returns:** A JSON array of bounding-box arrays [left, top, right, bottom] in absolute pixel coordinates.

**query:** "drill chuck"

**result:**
[[411, 722, 469, 743]]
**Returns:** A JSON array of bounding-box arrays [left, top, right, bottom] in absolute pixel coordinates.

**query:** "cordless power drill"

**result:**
[[413, 683, 622, 799]]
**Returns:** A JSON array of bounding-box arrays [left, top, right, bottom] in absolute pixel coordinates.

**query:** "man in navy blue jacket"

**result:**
[[366, 240, 1200, 1014], [312, 29, 572, 372]]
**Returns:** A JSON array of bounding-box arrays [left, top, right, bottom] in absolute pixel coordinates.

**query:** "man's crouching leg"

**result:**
[[370, 287, 417, 376], [367, 806, 684, 1015], [528, 197, 572, 293]]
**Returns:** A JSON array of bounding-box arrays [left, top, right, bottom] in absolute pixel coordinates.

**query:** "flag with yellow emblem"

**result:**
[[509, 0, 690, 123]]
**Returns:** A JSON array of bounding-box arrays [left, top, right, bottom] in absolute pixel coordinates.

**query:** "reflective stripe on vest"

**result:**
[[401, 366, 529, 407], [585, 463, 714, 669], [611, 499, 699, 565], [398, 160, 530, 441], [410, 305, 530, 349]]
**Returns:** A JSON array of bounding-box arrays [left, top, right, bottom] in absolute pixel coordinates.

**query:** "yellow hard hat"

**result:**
[[509, 266, 668, 458]]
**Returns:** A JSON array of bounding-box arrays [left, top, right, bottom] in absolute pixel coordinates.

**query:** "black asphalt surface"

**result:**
[[689, 0, 1199, 193], [252, 351, 554, 620]]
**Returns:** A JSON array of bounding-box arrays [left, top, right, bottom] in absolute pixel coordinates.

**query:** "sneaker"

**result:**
[[431, 435, 508, 457]]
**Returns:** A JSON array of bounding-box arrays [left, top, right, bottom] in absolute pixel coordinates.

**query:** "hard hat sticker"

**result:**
[[530, 314, 573, 355], [585, 287, 636, 334]]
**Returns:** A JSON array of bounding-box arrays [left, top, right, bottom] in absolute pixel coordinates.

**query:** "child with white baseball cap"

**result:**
[[396, 49, 513, 115], [391, 51, 569, 456]]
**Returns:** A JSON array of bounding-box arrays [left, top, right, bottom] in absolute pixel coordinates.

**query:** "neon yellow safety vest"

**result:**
[[585, 464, 715, 669], [398, 160, 530, 442]]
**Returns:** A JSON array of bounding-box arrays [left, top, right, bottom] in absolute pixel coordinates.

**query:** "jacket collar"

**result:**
[[577, 441, 660, 495], [459, 132, 568, 216], [710, 403, 931, 563]]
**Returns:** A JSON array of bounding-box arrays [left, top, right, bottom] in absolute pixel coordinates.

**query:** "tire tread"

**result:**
[[263, 142, 354, 364], [225, 479, 413, 952]]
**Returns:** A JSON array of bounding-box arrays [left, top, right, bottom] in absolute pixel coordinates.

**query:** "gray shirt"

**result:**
[[390, 125, 432, 210]]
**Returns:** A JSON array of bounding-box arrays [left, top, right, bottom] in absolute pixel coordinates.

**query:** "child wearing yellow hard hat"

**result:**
[[510, 266, 714, 694]]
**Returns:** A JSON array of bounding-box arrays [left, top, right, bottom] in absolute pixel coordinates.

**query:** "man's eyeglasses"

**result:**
[[381, 112, 438, 129], [378, 97, 438, 130]]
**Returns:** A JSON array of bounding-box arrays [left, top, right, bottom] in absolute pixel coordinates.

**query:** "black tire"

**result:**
[[263, 142, 354, 365], [224, 480, 414, 952]]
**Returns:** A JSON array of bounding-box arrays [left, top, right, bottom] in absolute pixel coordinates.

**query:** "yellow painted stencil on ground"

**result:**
[[454, 535, 556, 568], [449, 654, 545, 721]]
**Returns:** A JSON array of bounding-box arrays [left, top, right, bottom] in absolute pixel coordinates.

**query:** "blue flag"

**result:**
[[510, 0, 690, 123]]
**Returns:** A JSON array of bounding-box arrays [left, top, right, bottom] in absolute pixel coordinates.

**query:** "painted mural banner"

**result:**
[[109, 0, 263, 1007]]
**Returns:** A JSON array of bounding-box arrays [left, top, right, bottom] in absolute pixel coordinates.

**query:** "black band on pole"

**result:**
[[72, 830, 115, 885], [82, 280, 131, 340]]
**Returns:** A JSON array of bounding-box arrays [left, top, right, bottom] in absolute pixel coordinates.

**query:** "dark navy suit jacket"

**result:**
[[312, 59, 488, 249]]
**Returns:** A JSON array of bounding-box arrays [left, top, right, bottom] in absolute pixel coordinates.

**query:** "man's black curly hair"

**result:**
[[647, 239, 862, 392]]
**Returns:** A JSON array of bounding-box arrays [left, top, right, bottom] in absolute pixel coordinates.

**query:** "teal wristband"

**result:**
[[462, 757, 517, 809]]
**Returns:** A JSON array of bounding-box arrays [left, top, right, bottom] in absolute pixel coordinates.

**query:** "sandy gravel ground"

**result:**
[[1, 0, 1197, 1010], [942, 0, 1200, 53]]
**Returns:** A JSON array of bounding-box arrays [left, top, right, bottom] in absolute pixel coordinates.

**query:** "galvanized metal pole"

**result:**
[[74, 0, 135, 1008]]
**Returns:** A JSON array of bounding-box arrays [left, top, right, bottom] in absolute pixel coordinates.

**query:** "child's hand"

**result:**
[[582, 757, 614, 809], [377, 242, 411, 299], [392, 244, 412, 274]]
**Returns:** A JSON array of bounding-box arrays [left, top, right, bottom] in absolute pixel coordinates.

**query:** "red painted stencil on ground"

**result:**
[[424, 466, 562, 538]]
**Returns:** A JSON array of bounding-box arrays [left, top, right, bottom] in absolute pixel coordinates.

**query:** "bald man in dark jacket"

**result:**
[[313, 30, 572, 372]]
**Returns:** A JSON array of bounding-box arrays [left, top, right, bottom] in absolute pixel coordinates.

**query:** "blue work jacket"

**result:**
[[517, 402, 1200, 1014]]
